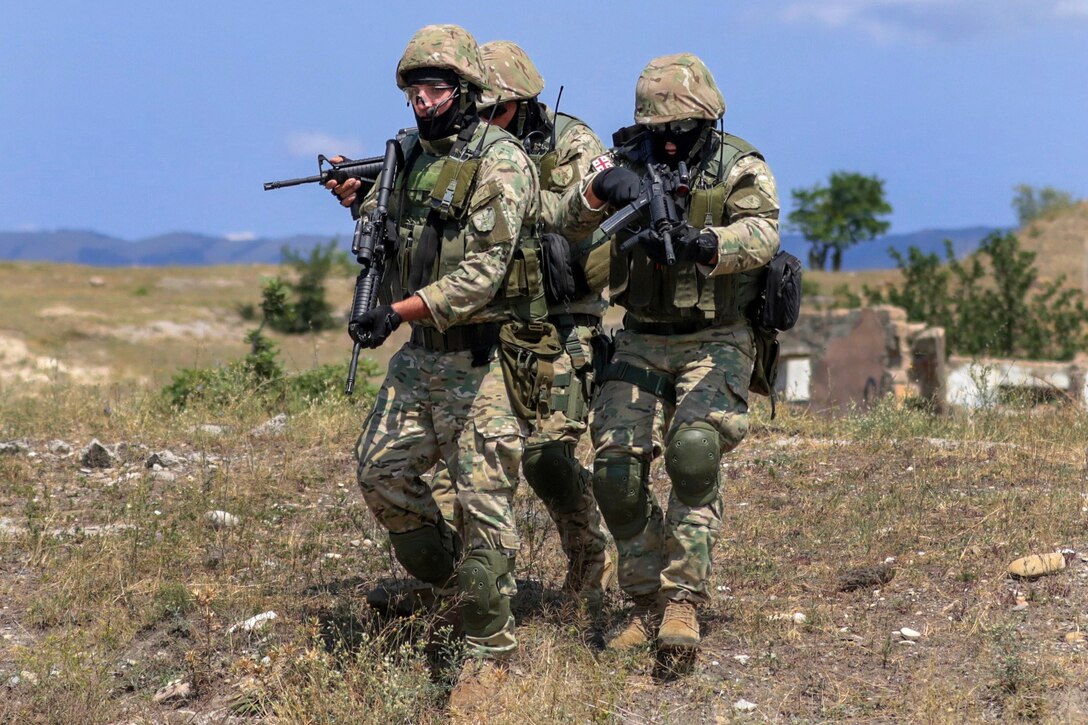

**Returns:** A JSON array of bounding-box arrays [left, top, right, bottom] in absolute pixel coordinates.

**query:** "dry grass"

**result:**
[[2, 263, 1088, 722]]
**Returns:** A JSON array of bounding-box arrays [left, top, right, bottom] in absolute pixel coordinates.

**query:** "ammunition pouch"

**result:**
[[497, 321, 563, 420]]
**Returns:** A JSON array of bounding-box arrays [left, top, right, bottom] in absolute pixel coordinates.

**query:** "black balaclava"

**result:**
[[404, 68, 476, 141], [648, 121, 711, 169]]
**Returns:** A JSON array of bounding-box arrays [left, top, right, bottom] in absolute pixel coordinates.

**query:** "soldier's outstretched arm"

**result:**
[[702, 156, 781, 277], [538, 124, 606, 233]]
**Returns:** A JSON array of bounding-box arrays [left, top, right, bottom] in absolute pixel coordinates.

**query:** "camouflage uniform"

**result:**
[[428, 40, 614, 603], [555, 54, 780, 630], [353, 25, 540, 658]]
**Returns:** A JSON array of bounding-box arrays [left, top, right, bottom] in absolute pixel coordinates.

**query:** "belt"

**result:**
[[623, 316, 717, 336], [409, 322, 502, 353], [548, 313, 601, 332]]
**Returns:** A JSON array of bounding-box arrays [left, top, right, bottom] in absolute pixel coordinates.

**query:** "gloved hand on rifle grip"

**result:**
[[673, 225, 719, 265], [591, 167, 641, 208], [349, 304, 402, 348]]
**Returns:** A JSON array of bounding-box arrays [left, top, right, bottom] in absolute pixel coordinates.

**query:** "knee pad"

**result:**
[[592, 454, 649, 540], [665, 422, 721, 506], [457, 549, 513, 638], [388, 520, 460, 586], [522, 441, 585, 515]]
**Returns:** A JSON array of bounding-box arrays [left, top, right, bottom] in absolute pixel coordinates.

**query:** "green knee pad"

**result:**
[[388, 521, 460, 586], [457, 549, 513, 639], [592, 454, 649, 540], [665, 422, 721, 506], [522, 441, 585, 515]]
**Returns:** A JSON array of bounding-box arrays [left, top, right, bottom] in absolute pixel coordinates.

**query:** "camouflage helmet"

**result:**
[[633, 53, 726, 125], [478, 40, 545, 106], [395, 24, 489, 91]]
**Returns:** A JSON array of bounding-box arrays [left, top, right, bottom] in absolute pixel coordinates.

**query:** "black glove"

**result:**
[[673, 226, 718, 265], [348, 304, 402, 348], [591, 167, 641, 207]]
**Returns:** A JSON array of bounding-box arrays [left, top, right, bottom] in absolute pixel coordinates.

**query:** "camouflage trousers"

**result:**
[[590, 322, 754, 606], [355, 341, 526, 655], [428, 322, 612, 597]]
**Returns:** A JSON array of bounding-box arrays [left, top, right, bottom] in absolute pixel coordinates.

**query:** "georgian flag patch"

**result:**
[[590, 154, 614, 172]]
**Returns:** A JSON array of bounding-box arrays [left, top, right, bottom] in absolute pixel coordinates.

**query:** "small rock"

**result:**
[[249, 413, 287, 437], [195, 424, 227, 436], [1008, 552, 1066, 579], [229, 611, 277, 634], [837, 564, 896, 592], [733, 699, 757, 712], [205, 510, 240, 530], [80, 439, 116, 468], [146, 450, 182, 469], [153, 678, 192, 703], [6, 675, 20, 688], [792, 612, 807, 625], [151, 470, 177, 483], [323, 552, 342, 560], [350, 539, 362, 548], [898, 627, 921, 641], [0, 440, 30, 455], [88, 276, 106, 287], [46, 440, 72, 455], [1065, 631, 1085, 644], [362, 538, 375, 548], [733, 654, 750, 665]]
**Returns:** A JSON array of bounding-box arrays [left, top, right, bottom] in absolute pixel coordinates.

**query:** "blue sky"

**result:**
[[2, 1, 1086, 241]]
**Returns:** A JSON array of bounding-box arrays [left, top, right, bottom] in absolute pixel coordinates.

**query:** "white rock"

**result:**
[[898, 627, 921, 641], [153, 678, 191, 703], [733, 654, 751, 665], [145, 450, 182, 469], [46, 440, 72, 455], [792, 612, 807, 625], [229, 611, 277, 633], [196, 424, 227, 436], [151, 470, 177, 483], [362, 538, 375, 548], [249, 414, 288, 437], [733, 699, 757, 712], [205, 510, 240, 529]]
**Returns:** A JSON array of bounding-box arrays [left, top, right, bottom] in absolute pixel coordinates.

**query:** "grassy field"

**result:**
[[2, 262, 1088, 723]]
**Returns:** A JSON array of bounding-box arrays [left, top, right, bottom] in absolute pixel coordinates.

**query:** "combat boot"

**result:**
[[448, 657, 507, 718], [657, 600, 699, 649], [606, 597, 663, 651]]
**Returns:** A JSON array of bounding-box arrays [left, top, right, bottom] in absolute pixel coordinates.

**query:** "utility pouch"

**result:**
[[539, 233, 578, 305], [498, 321, 563, 420], [749, 326, 781, 416], [757, 251, 803, 331]]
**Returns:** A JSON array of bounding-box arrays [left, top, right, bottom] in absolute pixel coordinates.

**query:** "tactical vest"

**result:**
[[389, 123, 547, 324], [609, 130, 767, 324]]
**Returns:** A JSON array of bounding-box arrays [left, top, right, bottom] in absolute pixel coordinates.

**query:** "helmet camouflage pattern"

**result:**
[[633, 53, 726, 124], [395, 24, 489, 91], [478, 40, 545, 106]]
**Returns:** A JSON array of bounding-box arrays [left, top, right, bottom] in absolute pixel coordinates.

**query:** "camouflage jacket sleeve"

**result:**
[[702, 155, 780, 277], [416, 140, 539, 331], [549, 160, 615, 241], [539, 124, 606, 236]]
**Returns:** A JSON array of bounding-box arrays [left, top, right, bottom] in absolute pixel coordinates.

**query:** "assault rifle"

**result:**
[[344, 138, 402, 395], [263, 154, 384, 193], [598, 161, 691, 265]]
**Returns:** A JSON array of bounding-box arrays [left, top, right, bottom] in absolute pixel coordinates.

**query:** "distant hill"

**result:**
[[780, 226, 1006, 271], [1, 226, 1005, 270], [1013, 201, 1088, 292], [0, 230, 334, 267]]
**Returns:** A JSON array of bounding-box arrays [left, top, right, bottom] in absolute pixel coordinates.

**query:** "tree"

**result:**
[[866, 232, 1088, 361], [789, 171, 892, 271], [1011, 184, 1077, 226], [269, 240, 352, 334]]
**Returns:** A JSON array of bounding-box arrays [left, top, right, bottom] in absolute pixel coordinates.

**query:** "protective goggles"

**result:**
[[403, 83, 458, 107], [647, 119, 702, 134]]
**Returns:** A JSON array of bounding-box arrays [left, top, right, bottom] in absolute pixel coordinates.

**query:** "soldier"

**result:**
[[554, 54, 781, 655], [328, 24, 541, 704], [426, 39, 615, 609]]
